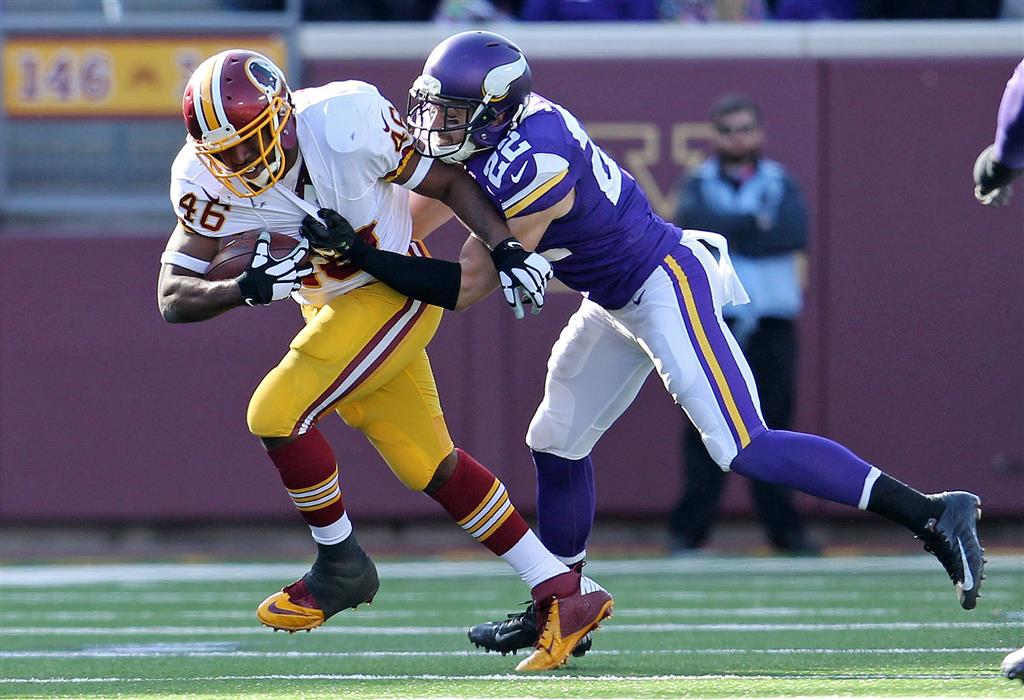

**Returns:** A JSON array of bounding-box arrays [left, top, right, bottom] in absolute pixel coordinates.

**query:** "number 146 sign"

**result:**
[[3, 36, 285, 118]]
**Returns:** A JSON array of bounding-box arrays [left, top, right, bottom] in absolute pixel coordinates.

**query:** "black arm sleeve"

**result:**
[[348, 242, 463, 311]]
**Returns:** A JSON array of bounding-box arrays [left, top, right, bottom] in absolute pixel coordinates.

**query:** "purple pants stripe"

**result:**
[[662, 247, 764, 451]]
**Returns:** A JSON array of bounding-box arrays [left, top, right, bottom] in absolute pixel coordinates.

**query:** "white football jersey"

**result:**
[[168, 80, 431, 306]]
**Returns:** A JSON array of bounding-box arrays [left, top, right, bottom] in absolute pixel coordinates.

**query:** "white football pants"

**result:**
[[526, 234, 767, 469]]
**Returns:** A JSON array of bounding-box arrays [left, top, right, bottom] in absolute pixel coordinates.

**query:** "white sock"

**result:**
[[556, 550, 586, 566], [857, 466, 882, 510], [310, 511, 353, 545], [501, 530, 569, 589]]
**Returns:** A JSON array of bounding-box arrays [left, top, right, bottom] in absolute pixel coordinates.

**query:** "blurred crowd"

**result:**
[[234, 0, 1022, 22]]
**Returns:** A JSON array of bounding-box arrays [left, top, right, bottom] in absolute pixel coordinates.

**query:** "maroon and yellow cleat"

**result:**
[[515, 574, 613, 672], [258, 536, 380, 632], [258, 579, 335, 632], [257, 577, 377, 632]]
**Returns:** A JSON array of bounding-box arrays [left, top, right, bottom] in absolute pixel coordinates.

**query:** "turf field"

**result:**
[[1, 554, 1022, 698]]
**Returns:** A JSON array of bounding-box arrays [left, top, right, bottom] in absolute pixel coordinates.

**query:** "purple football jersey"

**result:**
[[464, 94, 680, 310]]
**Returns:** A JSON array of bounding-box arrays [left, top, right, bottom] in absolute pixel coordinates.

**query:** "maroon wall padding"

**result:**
[[1, 56, 1020, 523]]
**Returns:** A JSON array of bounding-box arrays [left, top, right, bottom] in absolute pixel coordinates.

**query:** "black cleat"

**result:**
[[918, 491, 984, 610], [468, 602, 593, 657]]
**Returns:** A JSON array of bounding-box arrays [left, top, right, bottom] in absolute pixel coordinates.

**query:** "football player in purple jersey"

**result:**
[[301, 31, 987, 656]]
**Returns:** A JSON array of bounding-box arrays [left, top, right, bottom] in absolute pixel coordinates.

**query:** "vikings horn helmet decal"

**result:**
[[407, 31, 532, 164], [182, 49, 295, 197]]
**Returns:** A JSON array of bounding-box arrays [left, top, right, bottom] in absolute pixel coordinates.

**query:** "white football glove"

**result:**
[[974, 183, 1012, 207], [490, 238, 553, 320], [973, 144, 1021, 207], [237, 232, 314, 306]]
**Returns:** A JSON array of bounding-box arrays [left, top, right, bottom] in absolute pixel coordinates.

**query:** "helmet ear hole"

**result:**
[[478, 105, 497, 125]]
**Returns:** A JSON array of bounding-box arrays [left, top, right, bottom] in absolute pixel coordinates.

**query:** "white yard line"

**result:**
[[2, 555, 1021, 587], [653, 589, 1018, 602], [0, 607, 901, 622], [1, 646, 1014, 659], [0, 621, 1016, 636], [0, 672, 1001, 684], [613, 607, 896, 617]]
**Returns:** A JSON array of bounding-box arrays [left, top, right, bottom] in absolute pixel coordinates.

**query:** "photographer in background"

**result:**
[[668, 94, 818, 555]]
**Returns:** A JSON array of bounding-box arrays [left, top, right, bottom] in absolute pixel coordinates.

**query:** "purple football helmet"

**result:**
[[408, 31, 532, 163]]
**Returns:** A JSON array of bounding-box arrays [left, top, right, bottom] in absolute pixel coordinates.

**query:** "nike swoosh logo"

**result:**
[[509, 161, 528, 184], [633, 289, 646, 305], [267, 602, 308, 617], [956, 537, 974, 591], [200, 186, 226, 203], [381, 113, 390, 133], [493, 630, 519, 644]]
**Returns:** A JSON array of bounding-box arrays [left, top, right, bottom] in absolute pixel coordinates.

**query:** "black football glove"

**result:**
[[973, 144, 1023, 207], [236, 232, 313, 306], [301, 208, 369, 262], [489, 237, 553, 319]]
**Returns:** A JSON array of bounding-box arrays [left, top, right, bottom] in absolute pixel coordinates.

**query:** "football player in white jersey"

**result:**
[[157, 49, 610, 672]]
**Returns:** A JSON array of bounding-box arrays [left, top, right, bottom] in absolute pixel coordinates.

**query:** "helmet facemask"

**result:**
[[407, 46, 530, 164], [193, 96, 292, 198], [409, 77, 500, 164]]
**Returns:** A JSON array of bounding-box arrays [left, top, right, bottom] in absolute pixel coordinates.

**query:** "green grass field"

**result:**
[[1, 554, 1022, 698]]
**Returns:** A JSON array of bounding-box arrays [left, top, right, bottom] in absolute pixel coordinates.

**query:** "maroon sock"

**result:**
[[430, 448, 529, 556], [266, 428, 345, 527]]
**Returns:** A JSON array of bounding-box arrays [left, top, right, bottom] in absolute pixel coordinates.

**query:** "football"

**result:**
[[205, 232, 307, 281]]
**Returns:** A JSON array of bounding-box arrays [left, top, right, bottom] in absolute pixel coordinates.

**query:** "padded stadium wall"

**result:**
[[1, 26, 1021, 522]]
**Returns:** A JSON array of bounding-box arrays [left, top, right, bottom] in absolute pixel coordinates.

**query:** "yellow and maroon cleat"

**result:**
[[257, 577, 378, 632], [515, 575, 613, 672], [258, 536, 380, 632], [258, 579, 333, 632]]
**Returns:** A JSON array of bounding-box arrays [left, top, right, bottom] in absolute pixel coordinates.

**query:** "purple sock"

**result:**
[[532, 450, 595, 560], [730, 430, 874, 508]]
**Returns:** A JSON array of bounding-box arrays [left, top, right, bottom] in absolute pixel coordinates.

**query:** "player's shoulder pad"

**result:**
[[169, 142, 232, 212], [169, 142, 223, 196], [483, 144, 571, 220], [514, 97, 573, 153], [295, 80, 396, 156]]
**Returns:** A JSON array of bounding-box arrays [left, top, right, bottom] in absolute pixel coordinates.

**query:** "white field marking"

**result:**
[[0, 610, 253, 622], [0, 673, 999, 684], [0, 605, 892, 622], [1, 646, 1014, 660], [615, 607, 895, 618], [1, 621, 1016, 637], [652, 589, 1018, 602], [0, 611, 119, 622], [0, 591, 255, 604], [4, 588, 1016, 608], [0, 608, 491, 623], [0, 590, 505, 605], [0, 607, 894, 623], [2, 555, 1021, 587]]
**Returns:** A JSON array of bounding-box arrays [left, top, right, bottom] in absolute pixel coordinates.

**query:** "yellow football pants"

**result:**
[[247, 283, 452, 492]]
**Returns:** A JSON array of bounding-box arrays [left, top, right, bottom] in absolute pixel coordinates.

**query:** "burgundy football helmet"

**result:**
[[407, 31, 532, 163], [182, 49, 295, 197]]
